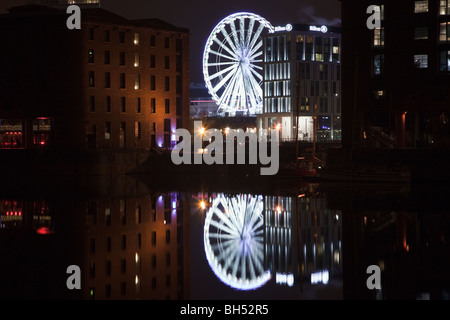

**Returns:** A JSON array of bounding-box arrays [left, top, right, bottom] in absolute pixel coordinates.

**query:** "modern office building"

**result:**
[[0, 5, 190, 158], [341, 0, 450, 149], [257, 24, 342, 142]]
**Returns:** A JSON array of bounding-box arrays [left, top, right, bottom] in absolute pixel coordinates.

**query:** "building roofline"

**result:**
[[2, 5, 189, 33]]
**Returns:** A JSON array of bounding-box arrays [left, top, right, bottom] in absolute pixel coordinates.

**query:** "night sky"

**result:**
[[0, 0, 341, 83]]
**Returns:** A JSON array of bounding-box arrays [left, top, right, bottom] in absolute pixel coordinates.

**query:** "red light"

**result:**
[[40, 141, 45, 145], [36, 227, 53, 235]]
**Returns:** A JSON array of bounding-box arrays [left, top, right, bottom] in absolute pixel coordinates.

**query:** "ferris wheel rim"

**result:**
[[202, 12, 274, 115], [203, 193, 271, 290]]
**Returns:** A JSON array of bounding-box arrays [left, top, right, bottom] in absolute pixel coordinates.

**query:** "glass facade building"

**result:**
[[258, 24, 342, 142]]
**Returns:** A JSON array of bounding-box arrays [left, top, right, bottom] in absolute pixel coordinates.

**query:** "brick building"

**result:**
[[0, 5, 190, 157]]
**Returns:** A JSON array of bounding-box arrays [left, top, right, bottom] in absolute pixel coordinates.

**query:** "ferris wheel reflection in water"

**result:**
[[201, 192, 343, 291]]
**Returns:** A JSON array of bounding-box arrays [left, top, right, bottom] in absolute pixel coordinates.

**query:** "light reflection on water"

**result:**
[[0, 176, 449, 300]]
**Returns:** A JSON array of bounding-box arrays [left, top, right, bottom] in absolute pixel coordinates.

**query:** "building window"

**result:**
[[414, 0, 428, 13], [440, 22, 450, 42], [104, 72, 111, 88], [164, 37, 170, 48], [89, 95, 95, 112], [151, 98, 156, 113], [104, 30, 110, 42], [104, 50, 110, 64], [88, 71, 95, 87], [165, 229, 170, 244], [136, 97, 141, 113], [134, 53, 140, 67], [105, 96, 111, 112], [120, 73, 126, 89], [373, 27, 384, 46], [119, 52, 125, 66], [165, 56, 170, 69], [119, 31, 125, 43], [89, 27, 94, 40], [414, 54, 428, 68], [164, 119, 171, 132], [105, 122, 111, 140], [134, 32, 139, 45], [150, 55, 156, 68], [373, 53, 384, 75], [120, 97, 126, 112], [135, 74, 140, 90], [135, 122, 141, 139], [440, 0, 450, 15], [151, 75, 156, 90], [150, 35, 156, 47], [152, 231, 157, 246], [440, 50, 450, 72], [414, 26, 428, 40], [165, 99, 170, 114], [88, 49, 94, 63], [165, 76, 170, 91]]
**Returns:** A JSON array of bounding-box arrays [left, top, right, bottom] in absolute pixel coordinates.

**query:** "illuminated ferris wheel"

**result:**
[[203, 12, 274, 116], [203, 194, 271, 290]]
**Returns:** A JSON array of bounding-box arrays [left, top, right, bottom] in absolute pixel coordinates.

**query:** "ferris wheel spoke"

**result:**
[[212, 206, 240, 235], [248, 50, 263, 62], [248, 24, 265, 54], [218, 70, 240, 107], [249, 40, 263, 58], [212, 66, 239, 94], [206, 64, 238, 82], [229, 20, 240, 50], [246, 19, 255, 47], [208, 49, 238, 62], [239, 17, 246, 47], [220, 28, 238, 53], [213, 38, 240, 60], [250, 64, 263, 70]]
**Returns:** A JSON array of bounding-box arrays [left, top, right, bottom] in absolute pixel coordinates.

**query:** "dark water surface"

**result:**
[[0, 173, 449, 300]]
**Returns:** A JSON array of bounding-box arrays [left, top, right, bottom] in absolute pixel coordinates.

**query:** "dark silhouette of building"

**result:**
[[341, 0, 450, 149], [0, 5, 190, 173]]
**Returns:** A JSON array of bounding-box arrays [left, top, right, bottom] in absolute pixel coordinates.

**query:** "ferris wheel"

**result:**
[[203, 193, 271, 290], [203, 12, 274, 116]]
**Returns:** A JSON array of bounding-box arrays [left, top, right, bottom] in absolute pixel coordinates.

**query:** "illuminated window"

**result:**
[[134, 74, 140, 90], [134, 53, 140, 67], [88, 49, 94, 63], [414, 54, 428, 68], [88, 71, 95, 87], [440, 50, 450, 72], [105, 122, 111, 140], [135, 122, 141, 139], [134, 32, 139, 45], [373, 27, 384, 46], [414, 0, 428, 13], [440, 0, 450, 15], [414, 26, 428, 40], [440, 22, 450, 42], [373, 53, 384, 75]]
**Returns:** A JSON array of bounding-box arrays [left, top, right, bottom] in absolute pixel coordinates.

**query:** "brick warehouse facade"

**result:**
[[0, 5, 190, 174]]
